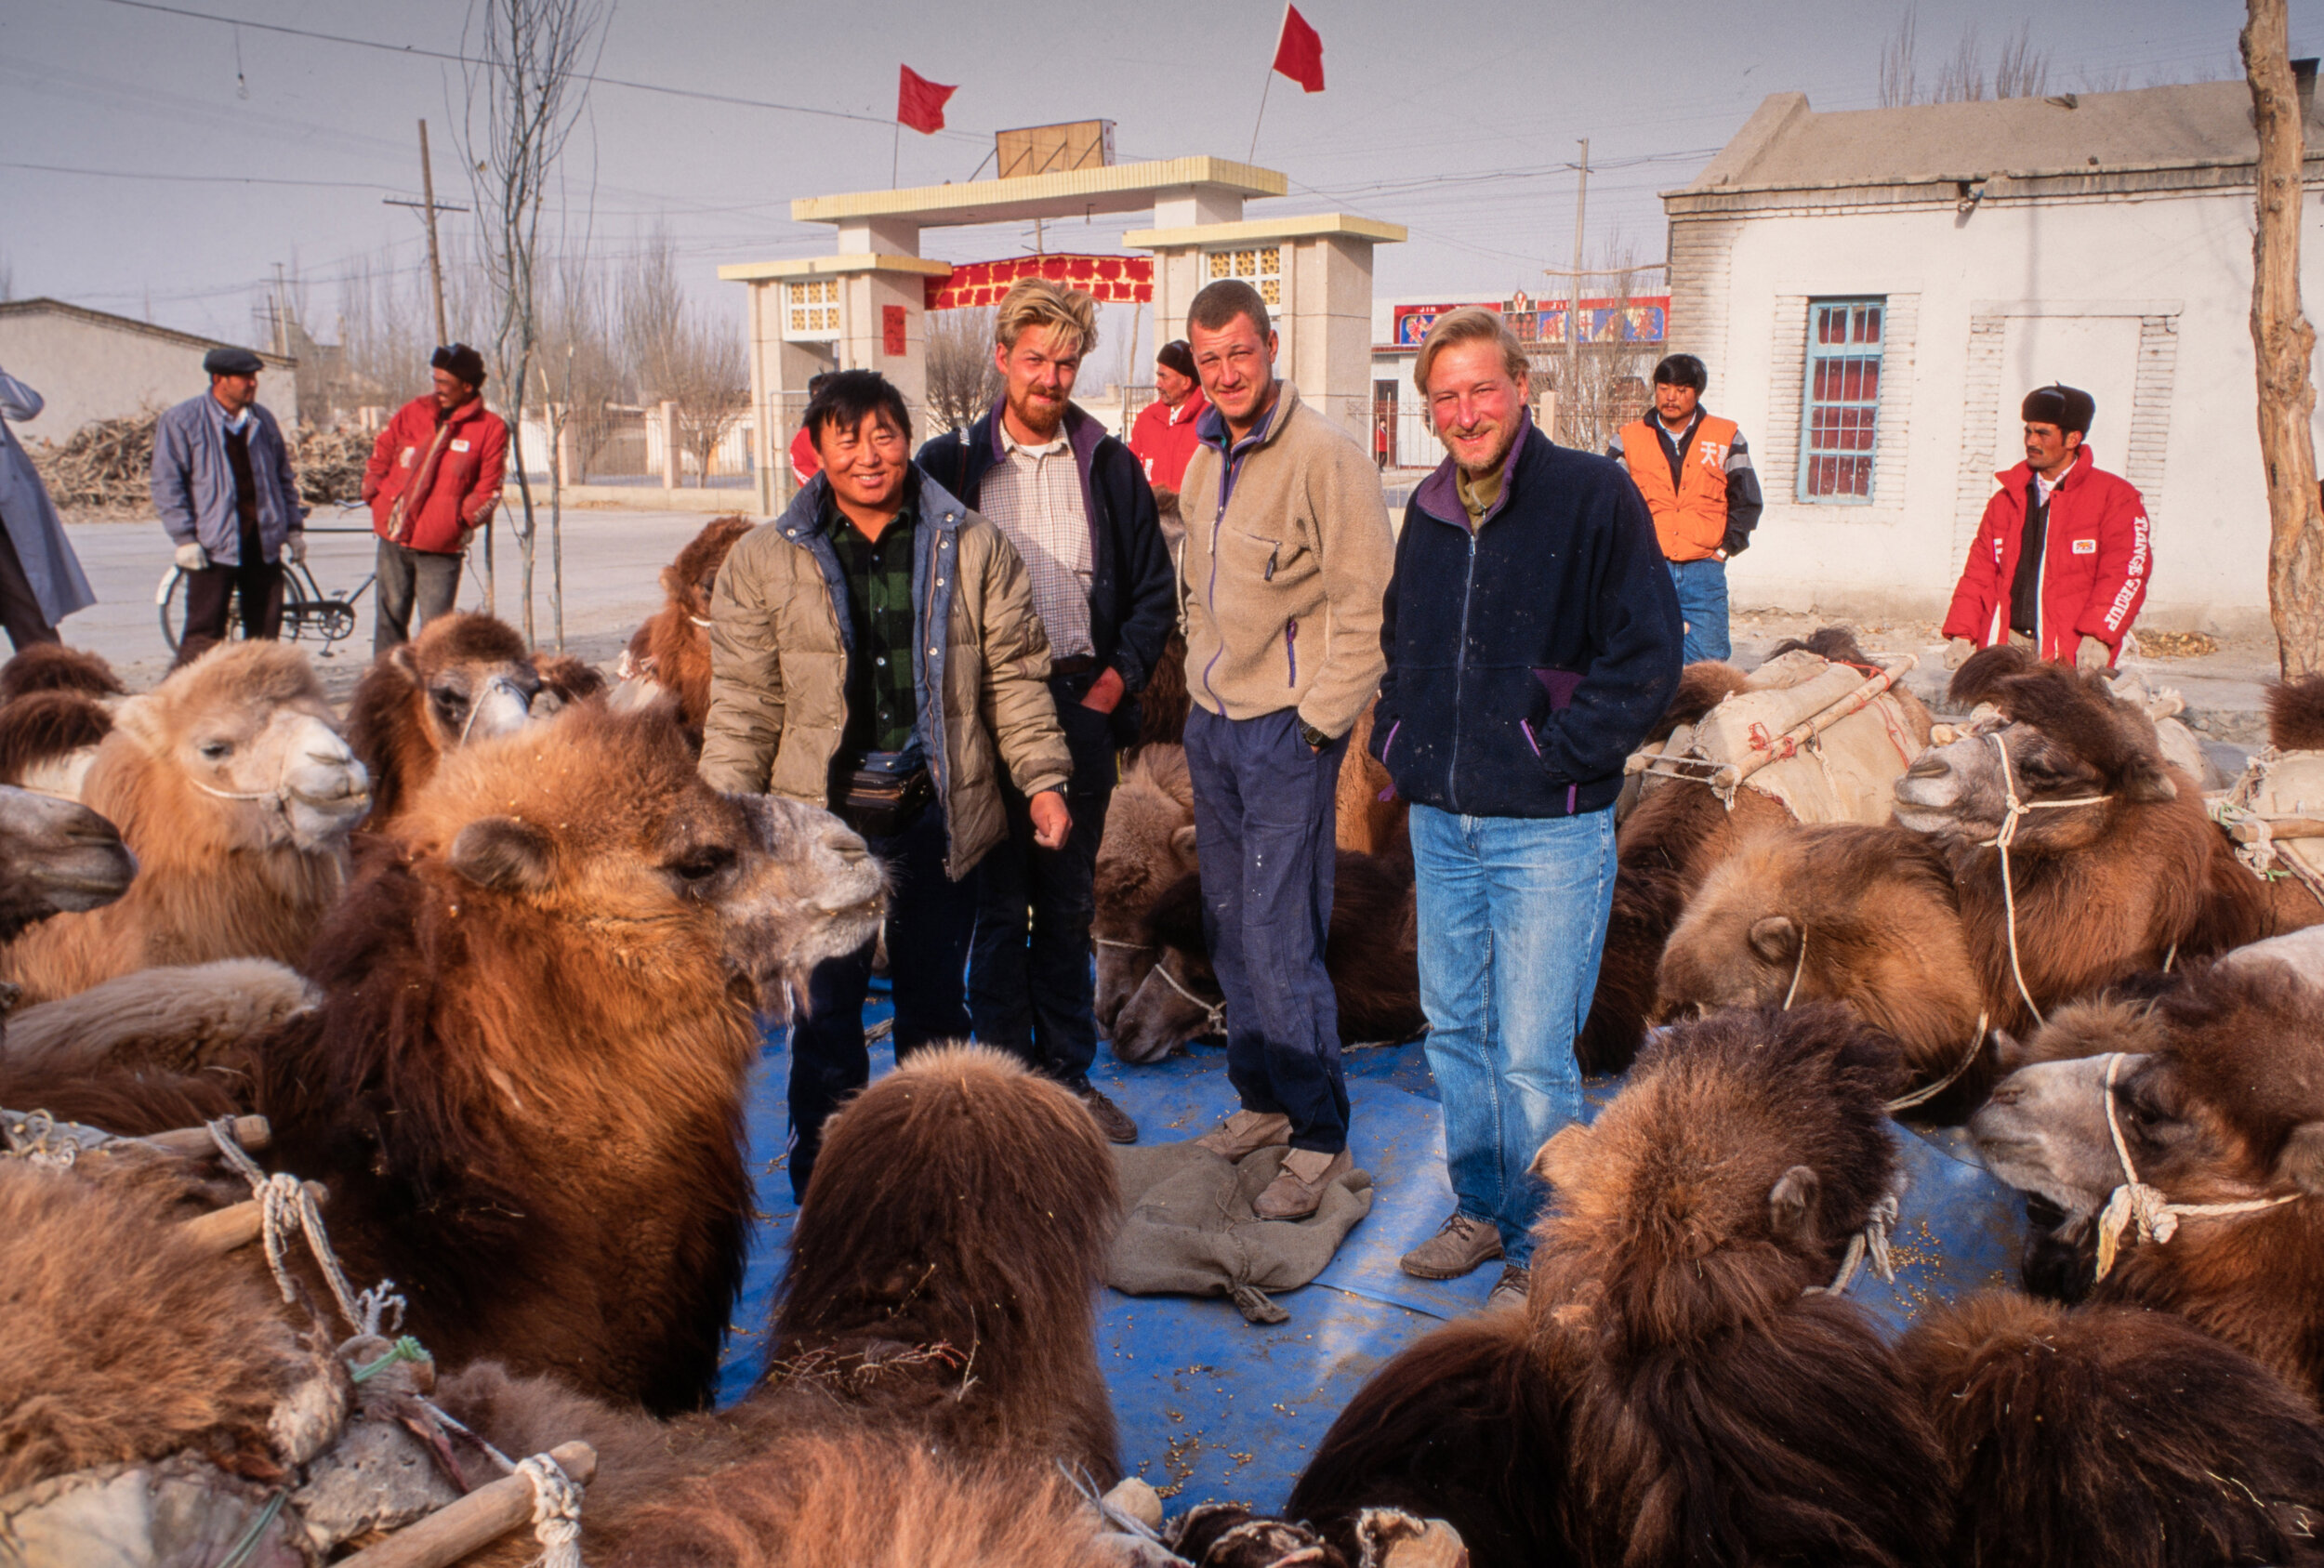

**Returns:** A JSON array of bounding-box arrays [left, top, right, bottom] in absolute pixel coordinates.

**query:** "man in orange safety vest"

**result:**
[[1607, 353, 1763, 664]]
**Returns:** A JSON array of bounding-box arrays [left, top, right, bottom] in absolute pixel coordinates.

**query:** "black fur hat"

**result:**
[[2021, 383, 2093, 435]]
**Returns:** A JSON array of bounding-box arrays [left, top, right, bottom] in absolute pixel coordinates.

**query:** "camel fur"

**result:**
[[0, 784, 135, 945], [346, 613, 550, 829], [0, 643, 125, 704], [0, 958, 321, 1074], [0, 645, 126, 795], [2269, 674, 2324, 752], [1094, 742, 1198, 1035], [1902, 1291, 2324, 1567], [617, 514, 753, 739], [0, 642, 369, 1003]]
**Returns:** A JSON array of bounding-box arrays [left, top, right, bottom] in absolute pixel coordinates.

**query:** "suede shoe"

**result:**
[[1399, 1209, 1504, 1280], [1485, 1263, 1531, 1312], [1075, 1084, 1138, 1145], [1255, 1147, 1353, 1220], [1194, 1108, 1291, 1161]]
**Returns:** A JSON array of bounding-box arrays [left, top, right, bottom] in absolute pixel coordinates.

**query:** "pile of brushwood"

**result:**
[[29, 415, 372, 514]]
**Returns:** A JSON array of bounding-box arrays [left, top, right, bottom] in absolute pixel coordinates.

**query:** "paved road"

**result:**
[[56, 503, 742, 698]]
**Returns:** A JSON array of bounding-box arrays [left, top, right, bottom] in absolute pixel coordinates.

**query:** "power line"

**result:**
[[0, 159, 390, 191]]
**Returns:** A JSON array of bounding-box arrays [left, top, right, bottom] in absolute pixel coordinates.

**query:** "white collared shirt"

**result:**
[[980, 422, 1095, 658]]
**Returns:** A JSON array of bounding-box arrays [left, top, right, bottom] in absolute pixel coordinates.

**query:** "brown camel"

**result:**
[[0, 644, 125, 795], [0, 642, 370, 1003], [0, 703, 885, 1415], [0, 783, 135, 944], [345, 613, 556, 828], [1972, 956, 2324, 1403], [1901, 1290, 2324, 1568], [434, 1044, 1121, 1564], [1895, 645, 2291, 1034], [615, 513, 753, 739]]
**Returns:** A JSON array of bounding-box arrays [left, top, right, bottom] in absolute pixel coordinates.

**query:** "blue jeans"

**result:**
[[1183, 705, 1350, 1154], [1668, 556, 1731, 664], [1411, 802, 1617, 1265]]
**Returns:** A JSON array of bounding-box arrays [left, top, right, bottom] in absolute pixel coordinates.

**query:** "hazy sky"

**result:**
[[0, 0, 2290, 381]]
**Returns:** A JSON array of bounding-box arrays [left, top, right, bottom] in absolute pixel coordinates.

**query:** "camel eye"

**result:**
[[199, 740, 232, 761], [669, 846, 737, 888]]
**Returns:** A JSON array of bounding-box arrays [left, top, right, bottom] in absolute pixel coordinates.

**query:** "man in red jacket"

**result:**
[[1942, 383, 2150, 671], [362, 343, 508, 654]]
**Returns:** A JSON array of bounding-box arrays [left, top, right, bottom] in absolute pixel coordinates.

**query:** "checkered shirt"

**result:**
[[978, 427, 1094, 658]]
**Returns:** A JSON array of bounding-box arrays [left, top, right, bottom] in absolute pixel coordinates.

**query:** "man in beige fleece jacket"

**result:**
[[1176, 278, 1394, 1219]]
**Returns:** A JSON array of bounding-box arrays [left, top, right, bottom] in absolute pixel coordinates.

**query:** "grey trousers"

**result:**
[[374, 539, 463, 655]]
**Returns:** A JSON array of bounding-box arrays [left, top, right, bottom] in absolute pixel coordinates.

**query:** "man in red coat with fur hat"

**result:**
[[362, 343, 508, 655], [1941, 382, 2150, 672]]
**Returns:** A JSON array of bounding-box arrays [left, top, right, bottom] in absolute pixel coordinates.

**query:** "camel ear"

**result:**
[[2119, 756, 2178, 803], [1170, 824, 1200, 862], [1533, 1123, 1591, 1188], [387, 643, 421, 684], [448, 816, 554, 892], [1768, 1165, 1821, 1244], [1748, 915, 1800, 966], [1990, 1028, 2027, 1074], [2277, 1123, 2324, 1197]]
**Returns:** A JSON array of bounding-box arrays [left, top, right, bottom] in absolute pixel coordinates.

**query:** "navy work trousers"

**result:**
[[1183, 704, 1350, 1154]]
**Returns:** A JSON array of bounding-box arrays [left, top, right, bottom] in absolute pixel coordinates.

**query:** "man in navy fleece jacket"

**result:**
[[1371, 308, 1681, 1311]]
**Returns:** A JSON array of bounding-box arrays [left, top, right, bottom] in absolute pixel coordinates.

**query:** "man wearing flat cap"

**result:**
[[152, 345, 305, 665], [362, 343, 508, 653], [1942, 382, 2151, 671]]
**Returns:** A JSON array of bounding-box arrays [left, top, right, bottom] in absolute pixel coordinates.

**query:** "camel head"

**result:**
[[1894, 645, 2174, 850], [1111, 946, 1217, 1063], [1093, 744, 1196, 1034], [360, 613, 543, 755], [721, 792, 885, 1018], [663, 515, 754, 623], [0, 784, 136, 942], [99, 643, 367, 856]]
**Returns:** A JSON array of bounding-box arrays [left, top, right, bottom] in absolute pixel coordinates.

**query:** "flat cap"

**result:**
[[203, 346, 264, 377]]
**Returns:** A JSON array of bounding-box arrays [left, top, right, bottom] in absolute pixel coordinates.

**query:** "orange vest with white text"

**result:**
[[1619, 415, 1736, 563]]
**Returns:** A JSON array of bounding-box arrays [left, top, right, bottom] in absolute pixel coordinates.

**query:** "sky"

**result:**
[[0, 0, 2291, 387]]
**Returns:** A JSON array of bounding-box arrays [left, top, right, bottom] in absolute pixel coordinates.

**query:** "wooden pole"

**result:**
[[178, 1180, 328, 1256], [335, 1442, 598, 1568], [2242, 1, 2324, 678], [418, 120, 450, 349], [1565, 138, 1590, 444], [1249, 2, 1287, 162], [142, 1114, 271, 1158]]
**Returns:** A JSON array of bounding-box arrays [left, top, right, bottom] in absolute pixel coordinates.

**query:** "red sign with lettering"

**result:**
[[881, 304, 907, 357], [923, 254, 1155, 311]]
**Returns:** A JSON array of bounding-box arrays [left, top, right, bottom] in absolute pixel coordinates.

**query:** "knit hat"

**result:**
[[1156, 339, 1196, 381], [2021, 383, 2094, 435], [203, 346, 263, 377], [431, 342, 489, 388]]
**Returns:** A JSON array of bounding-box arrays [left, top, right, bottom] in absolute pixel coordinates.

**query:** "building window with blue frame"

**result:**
[[1799, 299, 1884, 502]]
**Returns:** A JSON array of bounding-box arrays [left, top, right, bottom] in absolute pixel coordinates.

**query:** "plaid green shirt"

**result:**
[[823, 484, 919, 760]]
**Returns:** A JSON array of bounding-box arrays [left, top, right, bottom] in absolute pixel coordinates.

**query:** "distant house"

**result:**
[[1663, 76, 2324, 636], [0, 298, 297, 440]]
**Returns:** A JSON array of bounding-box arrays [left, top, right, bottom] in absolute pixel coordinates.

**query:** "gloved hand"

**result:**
[[281, 533, 306, 565], [2075, 634, 2112, 672], [1941, 637, 1975, 670], [173, 541, 209, 572]]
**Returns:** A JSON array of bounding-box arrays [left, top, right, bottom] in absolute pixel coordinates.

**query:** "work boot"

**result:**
[[1194, 1108, 1291, 1161], [1398, 1209, 1504, 1280], [1255, 1147, 1353, 1220], [1485, 1263, 1531, 1312], [1074, 1083, 1138, 1145]]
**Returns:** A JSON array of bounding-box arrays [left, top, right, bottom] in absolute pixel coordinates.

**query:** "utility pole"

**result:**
[[1565, 138, 1590, 445], [384, 120, 464, 347], [271, 260, 289, 356]]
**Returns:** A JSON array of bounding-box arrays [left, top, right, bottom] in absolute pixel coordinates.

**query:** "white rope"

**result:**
[[2093, 1051, 2302, 1281], [208, 1117, 403, 1337], [2, 1109, 78, 1170], [1805, 1192, 1899, 1296], [1978, 731, 2110, 1028], [688, 614, 714, 628], [515, 1454, 585, 1568], [1150, 958, 1227, 1037], [458, 675, 526, 743], [1781, 930, 1809, 1011], [1091, 935, 1154, 951], [1884, 1013, 1990, 1113]]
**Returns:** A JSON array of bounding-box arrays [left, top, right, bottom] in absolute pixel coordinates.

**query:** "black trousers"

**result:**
[[0, 517, 59, 652], [784, 801, 974, 1201], [176, 520, 284, 668], [968, 671, 1115, 1088], [374, 539, 464, 655]]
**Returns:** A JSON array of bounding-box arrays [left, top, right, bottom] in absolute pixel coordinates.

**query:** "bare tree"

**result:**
[[459, 0, 611, 641], [1542, 240, 1657, 456], [1880, 5, 1920, 109], [926, 306, 1001, 433], [1932, 23, 1988, 102], [0, 253, 15, 303], [2242, 0, 2324, 676], [1993, 22, 2050, 99], [622, 228, 747, 488]]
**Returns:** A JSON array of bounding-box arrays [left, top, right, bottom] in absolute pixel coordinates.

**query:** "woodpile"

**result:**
[[292, 427, 370, 506], [26, 416, 370, 515]]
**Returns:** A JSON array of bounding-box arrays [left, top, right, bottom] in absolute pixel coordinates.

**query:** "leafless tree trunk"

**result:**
[[622, 227, 747, 487], [460, 0, 609, 643], [926, 306, 1001, 433], [1993, 23, 2049, 100], [2243, 0, 2324, 677], [1880, 6, 1919, 109]]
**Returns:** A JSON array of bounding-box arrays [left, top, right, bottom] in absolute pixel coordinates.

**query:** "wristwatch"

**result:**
[[1299, 720, 1331, 751]]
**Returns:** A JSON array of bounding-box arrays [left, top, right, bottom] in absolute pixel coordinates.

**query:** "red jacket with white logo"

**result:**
[[1129, 388, 1209, 494], [1941, 447, 2151, 665], [362, 394, 508, 555]]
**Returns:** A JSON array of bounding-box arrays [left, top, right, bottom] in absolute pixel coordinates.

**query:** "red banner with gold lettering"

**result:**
[[924, 255, 1154, 310]]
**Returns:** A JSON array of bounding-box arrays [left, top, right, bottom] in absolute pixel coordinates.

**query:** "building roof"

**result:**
[[0, 297, 293, 367], [1675, 79, 2319, 200], [791, 156, 1286, 228]]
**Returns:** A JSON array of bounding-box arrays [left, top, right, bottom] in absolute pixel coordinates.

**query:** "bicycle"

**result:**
[[156, 509, 376, 658]]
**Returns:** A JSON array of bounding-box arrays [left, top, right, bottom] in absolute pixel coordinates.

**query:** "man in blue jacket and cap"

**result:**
[[152, 345, 305, 665], [1371, 307, 1681, 1311]]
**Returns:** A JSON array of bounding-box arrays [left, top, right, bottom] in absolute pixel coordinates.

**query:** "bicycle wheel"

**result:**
[[155, 564, 240, 656]]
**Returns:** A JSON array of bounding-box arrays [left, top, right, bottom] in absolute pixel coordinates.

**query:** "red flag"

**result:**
[[1272, 6, 1325, 93], [897, 65, 957, 136]]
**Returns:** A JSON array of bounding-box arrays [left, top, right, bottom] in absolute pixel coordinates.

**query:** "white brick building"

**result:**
[[0, 299, 297, 439], [1664, 77, 2324, 636]]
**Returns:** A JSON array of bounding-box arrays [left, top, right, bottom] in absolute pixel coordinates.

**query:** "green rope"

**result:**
[[218, 1488, 288, 1568], [350, 1336, 433, 1385]]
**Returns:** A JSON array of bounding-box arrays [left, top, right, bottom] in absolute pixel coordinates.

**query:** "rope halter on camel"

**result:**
[[516, 1454, 586, 1568], [1978, 730, 2110, 1028], [2092, 1051, 2302, 1281], [1150, 957, 1228, 1038], [206, 1116, 404, 1338], [1777, 929, 1987, 1114]]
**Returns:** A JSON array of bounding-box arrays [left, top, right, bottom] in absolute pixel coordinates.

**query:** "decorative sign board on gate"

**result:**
[[924, 255, 1155, 311]]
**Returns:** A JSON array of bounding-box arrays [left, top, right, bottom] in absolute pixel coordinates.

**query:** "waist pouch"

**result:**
[[833, 748, 933, 838]]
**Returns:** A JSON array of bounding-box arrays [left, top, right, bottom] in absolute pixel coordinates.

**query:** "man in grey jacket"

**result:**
[[152, 346, 305, 665], [0, 368, 97, 648]]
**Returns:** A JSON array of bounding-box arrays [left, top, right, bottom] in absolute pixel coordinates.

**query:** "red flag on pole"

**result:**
[[1272, 6, 1326, 94], [897, 65, 957, 135]]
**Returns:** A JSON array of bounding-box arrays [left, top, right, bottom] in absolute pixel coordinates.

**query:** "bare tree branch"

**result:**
[[1993, 22, 2050, 100], [1880, 5, 1920, 110], [623, 225, 747, 487], [926, 306, 1001, 435]]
